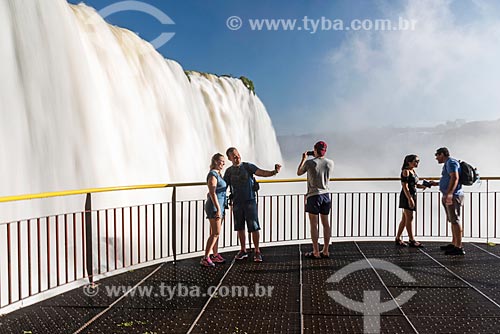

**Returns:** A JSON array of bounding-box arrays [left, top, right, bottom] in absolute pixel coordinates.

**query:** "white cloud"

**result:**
[[322, 0, 500, 131]]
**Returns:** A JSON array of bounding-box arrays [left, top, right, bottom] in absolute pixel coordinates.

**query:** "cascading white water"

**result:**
[[0, 0, 283, 311], [0, 0, 282, 220]]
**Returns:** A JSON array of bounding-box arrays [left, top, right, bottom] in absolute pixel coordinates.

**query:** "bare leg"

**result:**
[[450, 221, 456, 245], [452, 224, 462, 248], [320, 214, 330, 255], [204, 218, 221, 258], [308, 213, 320, 256], [395, 210, 409, 245], [237, 230, 247, 252], [252, 231, 260, 253], [213, 234, 219, 255], [213, 220, 222, 255], [396, 218, 406, 241], [404, 209, 415, 241]]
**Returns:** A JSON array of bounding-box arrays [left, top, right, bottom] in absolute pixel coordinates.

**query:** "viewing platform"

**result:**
[[2, 241, 500, 333], [1, 177, 500, 333]]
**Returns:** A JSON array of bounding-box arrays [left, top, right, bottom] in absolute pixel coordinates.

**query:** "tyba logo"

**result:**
[[84, 1, 175, 53], [326, 259, 417, 334]]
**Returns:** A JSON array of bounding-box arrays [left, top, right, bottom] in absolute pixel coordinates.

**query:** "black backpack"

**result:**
[[459, 160, 479, 186], [227, 163, 259, 195], [243, 163, 260, 192]]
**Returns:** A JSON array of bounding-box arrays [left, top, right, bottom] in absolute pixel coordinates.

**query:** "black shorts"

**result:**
[[305, 194, 331, 215]]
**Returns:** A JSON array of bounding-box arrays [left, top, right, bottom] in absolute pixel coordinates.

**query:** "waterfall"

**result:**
[[0, 0, 282, 311], [0, 0, 282, 220]]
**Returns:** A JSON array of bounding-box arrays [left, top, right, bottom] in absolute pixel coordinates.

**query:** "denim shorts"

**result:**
[[205, 195, 226, 219], [205, 207, 225, 220], [232, 200, 260, 232], [305, 193, 332, 215]]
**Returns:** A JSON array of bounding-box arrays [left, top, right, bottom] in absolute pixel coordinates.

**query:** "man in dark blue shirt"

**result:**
[[224, 147, 281, 262], [431, 147, 465, 255]]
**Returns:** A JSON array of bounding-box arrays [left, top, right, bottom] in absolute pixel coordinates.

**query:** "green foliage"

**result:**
[[239, 76, 255, 94], [184, 71, 256, 94]]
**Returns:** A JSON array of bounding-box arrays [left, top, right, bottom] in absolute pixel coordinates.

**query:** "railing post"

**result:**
[[172, 186, 177, 264], [84, 193, 94, 283], [487, 179, 489, 244]]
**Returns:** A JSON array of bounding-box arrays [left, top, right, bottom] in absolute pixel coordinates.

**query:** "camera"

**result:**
[[422, 180, 432, 188], [307, 151, 314, 156]]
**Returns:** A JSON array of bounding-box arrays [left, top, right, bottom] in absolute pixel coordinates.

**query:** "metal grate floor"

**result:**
[[2, 242, 500, 333]]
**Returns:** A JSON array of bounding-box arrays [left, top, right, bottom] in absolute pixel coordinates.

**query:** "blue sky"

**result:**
[[67, 0, 500, 135]]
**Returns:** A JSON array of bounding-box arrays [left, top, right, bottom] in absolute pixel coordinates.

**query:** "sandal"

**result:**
[[395, 238, 408, 247], [320, 253, 330, 258], [409, 240, 424, 248], [304, 251, 321, 259]]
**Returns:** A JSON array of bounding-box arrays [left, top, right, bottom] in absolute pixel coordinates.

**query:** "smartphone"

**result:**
[[307, 151, 314, 156]]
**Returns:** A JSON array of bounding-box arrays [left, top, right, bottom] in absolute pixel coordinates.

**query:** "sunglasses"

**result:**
[[414, 160, 420, 163]]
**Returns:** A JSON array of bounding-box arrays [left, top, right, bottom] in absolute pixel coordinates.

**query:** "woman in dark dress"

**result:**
[[395, 154, 427, 247]]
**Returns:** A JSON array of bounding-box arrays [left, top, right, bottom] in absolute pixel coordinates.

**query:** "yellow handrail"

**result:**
[[1, 176, 498, 204], [0, 184, 166, 203]]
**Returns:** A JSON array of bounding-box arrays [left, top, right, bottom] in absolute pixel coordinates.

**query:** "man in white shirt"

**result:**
[[297, 141, 334, 259]]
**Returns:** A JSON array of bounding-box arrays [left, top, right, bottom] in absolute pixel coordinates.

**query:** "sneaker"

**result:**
[[445, 247, 465, 255], [254, 252, 263, 262], [440, 244, 455, 251], [235, 251, 248, 260], [210, 253, 226, 264], [200, 257, 215, 267]]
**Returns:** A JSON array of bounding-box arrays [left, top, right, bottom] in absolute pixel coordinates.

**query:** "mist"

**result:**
[[275, 0, 500, 188], [314, 0, 500, 131], [279, 119, 500, 186]]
